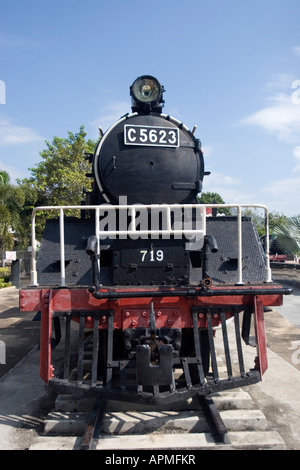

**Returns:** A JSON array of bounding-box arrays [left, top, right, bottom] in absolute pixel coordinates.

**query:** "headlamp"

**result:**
[[130, 75, 164, 112]]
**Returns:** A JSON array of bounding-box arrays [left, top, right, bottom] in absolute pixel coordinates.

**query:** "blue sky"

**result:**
[[1, 0, 300, 215]]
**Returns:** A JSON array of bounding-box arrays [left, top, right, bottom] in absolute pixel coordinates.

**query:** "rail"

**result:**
[[30, 203, 272, 287]]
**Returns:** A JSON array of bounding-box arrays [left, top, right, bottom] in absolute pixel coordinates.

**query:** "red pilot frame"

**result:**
[[19, 284, 288, 404]]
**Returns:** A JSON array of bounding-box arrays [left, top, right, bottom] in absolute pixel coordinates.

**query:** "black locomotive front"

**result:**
[[19, 75, 291, 407], [75, 75, 208, 290], [90, 76, 205, 207]]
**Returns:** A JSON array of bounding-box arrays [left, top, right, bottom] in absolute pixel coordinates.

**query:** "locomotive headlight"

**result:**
[[130, 75, 164, 112], [132, 76, 160, 103]]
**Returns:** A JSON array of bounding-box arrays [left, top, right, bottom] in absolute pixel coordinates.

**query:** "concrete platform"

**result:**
[[0, 287, 40, 379]]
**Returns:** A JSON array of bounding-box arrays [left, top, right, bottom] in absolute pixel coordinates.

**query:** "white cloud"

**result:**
[[203, 171, 254, 204], [239, 74, 300, 209], [0, 118, 43, 146], [207, 171, 241, 187], [265, 73, 296, 93], [239, 71, 300, 147], [293, 146, 300, 172], [261, 175, 300, 215], [262, 176, 300, 195], [0, 160, 24, 181], [90, 101, 130, 136], [201, 145, 213, 158], [292, 46, 300, 59], [240, 92, 300, 144]]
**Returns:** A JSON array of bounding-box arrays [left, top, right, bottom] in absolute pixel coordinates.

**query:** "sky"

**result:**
[[1, 0, 300, 216]]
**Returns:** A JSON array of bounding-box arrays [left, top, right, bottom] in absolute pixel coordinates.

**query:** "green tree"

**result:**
[[0, 205, 14, 250], [197, 192, 231, 215], [20, 126, 95, 206], [0, 170, 14, 250], [19, 126, 96, 241], [268, 212, 288, 232], [246, 211, 288, 238], [272, 216, 300, 255], [0, 173, 30, 250], [0, 170, 10, 186]]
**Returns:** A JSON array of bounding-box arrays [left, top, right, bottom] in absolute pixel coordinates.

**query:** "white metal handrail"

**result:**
[[30, 203, 272, 287]]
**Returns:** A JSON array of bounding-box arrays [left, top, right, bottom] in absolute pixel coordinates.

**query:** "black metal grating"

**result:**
[[205, 216, 266, 284], [49, 307, 260, 401]]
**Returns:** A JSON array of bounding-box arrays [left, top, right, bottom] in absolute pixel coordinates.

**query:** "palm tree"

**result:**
[[0, 171, 31, 250], [273, 216, 300, 255], [0, 170, 10, 186]]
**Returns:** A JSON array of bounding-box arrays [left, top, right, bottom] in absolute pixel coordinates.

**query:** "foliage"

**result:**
[[0, 205, 14, 250], [20, 126, 95, 205], [268, 212, 288, 231], [0, 171, 13, 250], [0, 267, 10, 277], [0, 266, 11, 289], [197, 192, 231, 215], [0, 126, 96, 249], [229, 209, 288, 238], [198, 193, 289, 240], [0, 170, 10, 186], [0, 174, 32, 250], [18, 126, 96, 241], [0, 281, 12, 289], [272, 216, 300, 255]]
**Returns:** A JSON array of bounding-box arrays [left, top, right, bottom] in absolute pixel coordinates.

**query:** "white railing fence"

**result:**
[[30, 203, 272, 287]]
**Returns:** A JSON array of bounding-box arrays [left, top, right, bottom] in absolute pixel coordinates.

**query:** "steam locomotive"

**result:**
[[20, 76, 291, 407]]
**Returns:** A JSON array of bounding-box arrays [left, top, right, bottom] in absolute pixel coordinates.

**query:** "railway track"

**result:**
[[28, 388, 285, 450]]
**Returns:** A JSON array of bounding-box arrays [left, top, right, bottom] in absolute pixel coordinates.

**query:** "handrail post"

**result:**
[[59, 208, 66, 286], [264, 207, 272, 283], [31, 209, 38, 286], [236, 205, 244, 285], [95, 207, 100, 276]]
